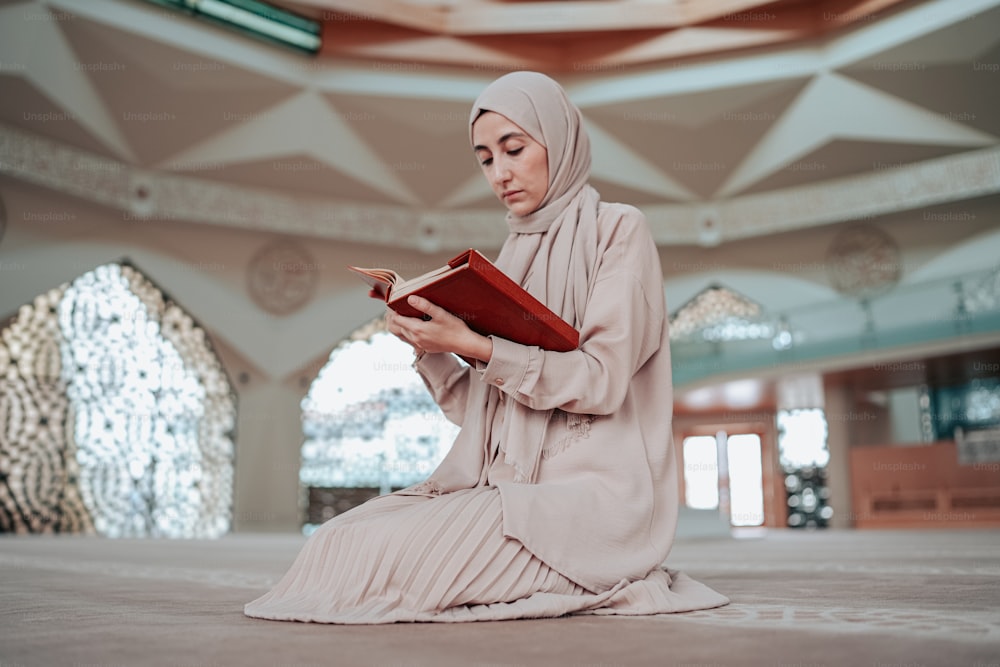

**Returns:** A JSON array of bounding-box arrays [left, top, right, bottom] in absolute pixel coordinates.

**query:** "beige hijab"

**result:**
[[463, 71, 604, 483]]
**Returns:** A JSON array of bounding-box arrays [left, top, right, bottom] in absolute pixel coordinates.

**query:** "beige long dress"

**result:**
[[244, 202, 730, 624]]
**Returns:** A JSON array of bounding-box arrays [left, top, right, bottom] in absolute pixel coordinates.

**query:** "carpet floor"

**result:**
[[1, 529, 998, 667]]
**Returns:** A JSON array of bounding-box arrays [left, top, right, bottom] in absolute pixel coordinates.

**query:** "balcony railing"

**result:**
[[670, 266, 1000, 387]]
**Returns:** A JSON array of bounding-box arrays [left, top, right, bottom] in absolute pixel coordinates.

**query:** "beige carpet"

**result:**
[[1, 529, 998, 667]]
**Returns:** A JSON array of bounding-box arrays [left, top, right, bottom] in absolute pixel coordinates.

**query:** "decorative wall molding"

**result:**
[[643, 146, 1000, 245], [3, 123, 999, 250]]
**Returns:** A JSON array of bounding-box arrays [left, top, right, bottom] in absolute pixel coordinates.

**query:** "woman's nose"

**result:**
[[491, 159, 510, 184]]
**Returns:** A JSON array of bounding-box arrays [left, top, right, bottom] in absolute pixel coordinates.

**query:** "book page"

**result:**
[[349, 249, 473, 302], [347, 266, 402, 299], [391, 264, 456, 300]]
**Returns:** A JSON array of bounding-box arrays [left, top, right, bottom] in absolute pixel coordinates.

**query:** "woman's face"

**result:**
[[472, 111, 549, 217]]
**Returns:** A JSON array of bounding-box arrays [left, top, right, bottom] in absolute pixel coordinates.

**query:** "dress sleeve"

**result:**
[[413, 351, 472, 426], [478, 212, 665, 415]]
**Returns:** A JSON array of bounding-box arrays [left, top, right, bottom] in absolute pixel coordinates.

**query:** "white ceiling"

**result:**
[[1, 0, 999, 251]]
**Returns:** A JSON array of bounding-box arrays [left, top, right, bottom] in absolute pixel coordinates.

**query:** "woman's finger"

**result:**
[[406, 295, 450, 322]]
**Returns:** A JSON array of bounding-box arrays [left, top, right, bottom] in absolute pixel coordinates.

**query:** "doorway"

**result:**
[[682, 430, 765, 527]]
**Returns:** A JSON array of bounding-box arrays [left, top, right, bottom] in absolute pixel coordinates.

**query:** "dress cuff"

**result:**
[[479, 336, 529, 393], [413, 351, 457, 381]]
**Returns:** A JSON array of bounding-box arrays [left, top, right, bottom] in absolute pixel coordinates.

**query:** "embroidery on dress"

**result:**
[[405, 480, 443, 495], [542, 410, 597, 460]]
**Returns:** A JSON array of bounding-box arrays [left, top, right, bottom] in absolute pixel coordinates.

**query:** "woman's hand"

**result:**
[[385, 295, 493, 362]]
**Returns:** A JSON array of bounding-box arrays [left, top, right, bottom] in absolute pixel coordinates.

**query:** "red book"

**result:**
[[348, 249, 579, 352]]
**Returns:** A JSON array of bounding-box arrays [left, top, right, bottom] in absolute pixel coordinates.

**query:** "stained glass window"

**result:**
[[0, 262, 236, 537], [300, 320, 460, 534]]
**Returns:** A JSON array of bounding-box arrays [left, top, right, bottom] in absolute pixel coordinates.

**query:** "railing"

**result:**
[[670, 266, 1000, 387]]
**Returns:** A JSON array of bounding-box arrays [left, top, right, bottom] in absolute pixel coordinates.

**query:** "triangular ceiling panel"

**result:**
[[0, 77, 117, 158], [0, 1, 134, 160], [586, 79, 807, 199], [740, 139, 979, 195], [58, 15, 300, 166], [586, 78, 804, 131], [841, 44, 1000, 138], [838, 3, 1000, 66], [181, 156, 396, 204], [717, 72, 997, 197], [325, 95, 477, 207], [158, 91, 420, 206], [587, 120, 697, 202]]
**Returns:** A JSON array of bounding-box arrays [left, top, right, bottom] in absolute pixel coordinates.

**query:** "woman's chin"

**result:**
[[504, 202, 536, 217]]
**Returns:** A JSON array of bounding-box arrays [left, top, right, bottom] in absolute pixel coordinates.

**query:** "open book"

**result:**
[[348, 249, 579, 352]]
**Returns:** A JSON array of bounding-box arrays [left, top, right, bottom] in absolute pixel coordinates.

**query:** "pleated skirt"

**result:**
[[244, 487, 729, 624]]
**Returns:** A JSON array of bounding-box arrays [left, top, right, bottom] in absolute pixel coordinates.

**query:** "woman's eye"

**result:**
[[508, 148, 523, 156], [480, 157, 493, 166]]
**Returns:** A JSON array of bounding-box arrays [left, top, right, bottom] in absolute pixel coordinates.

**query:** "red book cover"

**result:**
[[349, 249, 579, 352]]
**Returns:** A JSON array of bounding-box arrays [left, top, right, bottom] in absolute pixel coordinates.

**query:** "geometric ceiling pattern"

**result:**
[[1, 0, 999, 251]]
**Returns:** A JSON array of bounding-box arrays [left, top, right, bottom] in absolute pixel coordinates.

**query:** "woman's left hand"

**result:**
[[386, 295, 493, 362]]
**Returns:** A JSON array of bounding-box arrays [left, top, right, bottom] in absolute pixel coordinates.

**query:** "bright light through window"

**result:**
[[727, 433, 764, 526], [683, 435, 719, 510], [300, 328, 460, 496], [777, 408, 830, 468], [0, 263, 235, 538]]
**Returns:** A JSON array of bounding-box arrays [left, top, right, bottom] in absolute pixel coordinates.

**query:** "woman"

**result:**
[[244, 72, 728, 623]]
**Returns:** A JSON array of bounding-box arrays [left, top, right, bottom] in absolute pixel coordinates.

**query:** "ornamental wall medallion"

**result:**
[[246, 239, 320, 315], [825, 224, 902, 298]]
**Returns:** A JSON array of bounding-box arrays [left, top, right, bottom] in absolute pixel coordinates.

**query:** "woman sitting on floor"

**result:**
[[244, 71, 729, 624]]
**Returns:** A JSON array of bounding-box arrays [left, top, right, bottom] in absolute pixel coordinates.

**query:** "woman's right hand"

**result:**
[[384, 307, 425, 357], [385, 296, 493, 363]]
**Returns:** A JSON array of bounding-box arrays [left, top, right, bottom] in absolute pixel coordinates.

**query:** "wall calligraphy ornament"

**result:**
[[246, 239, 320, 315]]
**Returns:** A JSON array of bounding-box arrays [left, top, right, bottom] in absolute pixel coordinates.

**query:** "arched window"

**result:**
[[300, 319, 460, 534], [0, 262, 236, 538]]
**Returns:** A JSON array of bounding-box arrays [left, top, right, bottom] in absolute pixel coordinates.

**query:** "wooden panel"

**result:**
[[849, 441, 1000, 528]]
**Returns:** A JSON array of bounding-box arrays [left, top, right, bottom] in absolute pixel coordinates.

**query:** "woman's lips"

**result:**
[[503, 189, 522, 200]]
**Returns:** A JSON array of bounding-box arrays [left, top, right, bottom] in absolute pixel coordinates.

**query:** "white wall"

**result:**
[[2, 179, 998, 531]]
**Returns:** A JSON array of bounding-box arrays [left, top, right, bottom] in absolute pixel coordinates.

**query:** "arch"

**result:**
[[1, 238, 383, 382], [0, 261, 236, 537], [299, 317, 460, 533]]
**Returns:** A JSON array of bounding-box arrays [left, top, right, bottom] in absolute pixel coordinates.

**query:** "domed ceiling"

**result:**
[[1, 0, 998, 251]]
